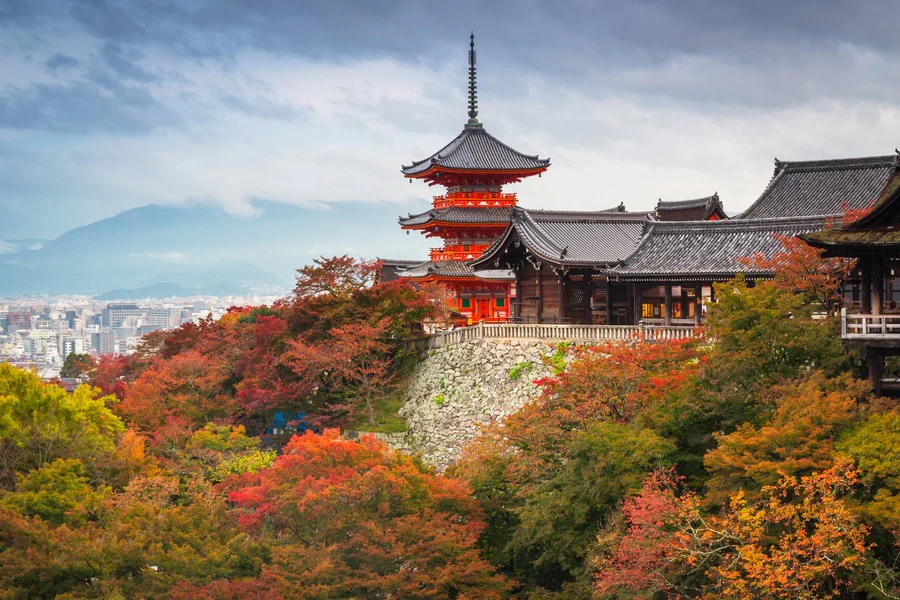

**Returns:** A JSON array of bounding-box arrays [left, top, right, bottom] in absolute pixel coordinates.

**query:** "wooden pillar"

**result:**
[[861, 258, 872, 313], [583, 272, 593, 324], [872, 259, 884, 316], [514, 267, 522, 322], [664, 284, 673, 326], [536, 263, 544, 324], [869, 349, 884, 397], [632, 284, 642, 325], [558, 271, 566, 323], [605, 280, 613, 325], [694, 285, 703, 326]]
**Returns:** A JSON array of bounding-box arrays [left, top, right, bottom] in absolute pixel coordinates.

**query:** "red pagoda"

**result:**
[[399, 34, 550, 323]]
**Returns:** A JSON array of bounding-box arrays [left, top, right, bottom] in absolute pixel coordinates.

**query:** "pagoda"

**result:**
[[399, 33, 550, 323]]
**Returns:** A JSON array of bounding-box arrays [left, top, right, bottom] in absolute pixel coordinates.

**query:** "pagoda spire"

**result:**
[[467, 32, 478, 124]]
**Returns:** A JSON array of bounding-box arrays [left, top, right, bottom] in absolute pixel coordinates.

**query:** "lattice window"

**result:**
[[567, 286, 585, 306]]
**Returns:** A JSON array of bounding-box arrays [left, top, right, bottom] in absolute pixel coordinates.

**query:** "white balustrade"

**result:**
[[841, 309, 900, 339], [404, 322, 699, 351]]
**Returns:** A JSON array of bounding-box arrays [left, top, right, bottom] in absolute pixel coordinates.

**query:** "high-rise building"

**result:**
[[102, 304, 142, 327], [146, 307, 178, 329], [98, 330, 117, 355]]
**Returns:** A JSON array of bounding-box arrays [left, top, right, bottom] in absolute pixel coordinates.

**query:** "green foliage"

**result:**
[[1, 458, 109, 525], [434, 395, 446, 406], [509, 422, 674, 583], [235, 305, 279, 324], [0, 363, 125, 488], [545, 342, 571, 375], [508, 360, 534, 381], [351, 394, 409, 434], [837, 409, 900, 530], [59, 353, 95, 380]]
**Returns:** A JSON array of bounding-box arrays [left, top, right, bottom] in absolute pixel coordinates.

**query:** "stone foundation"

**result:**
[[393, 338, 565, 471]]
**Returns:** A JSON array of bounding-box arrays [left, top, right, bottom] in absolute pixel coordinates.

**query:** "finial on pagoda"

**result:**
[[467, 32, 479, 125]]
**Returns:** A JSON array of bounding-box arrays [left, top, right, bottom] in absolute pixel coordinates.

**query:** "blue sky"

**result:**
[[2, 0, 900, 238]]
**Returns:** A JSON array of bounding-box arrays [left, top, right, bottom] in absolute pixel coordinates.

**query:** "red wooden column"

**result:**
[[605, 280, 613, 325]]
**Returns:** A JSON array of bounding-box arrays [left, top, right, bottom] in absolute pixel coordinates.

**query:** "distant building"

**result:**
[[102, 303, 142, 327], [7, 312, 31, 334], [146, 307, 178, 329], [97, 330, 116, 355]]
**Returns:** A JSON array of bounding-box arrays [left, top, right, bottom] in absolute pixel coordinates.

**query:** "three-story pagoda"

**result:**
[[399, 34, 550, 323]]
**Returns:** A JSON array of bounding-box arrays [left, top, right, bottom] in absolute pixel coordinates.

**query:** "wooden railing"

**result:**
[[842, 309, 900, 339], [404, 322, 698, 351]]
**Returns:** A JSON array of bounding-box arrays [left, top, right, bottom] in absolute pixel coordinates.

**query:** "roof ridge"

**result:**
[[656, 194, 719, 209], [774, 154, 898, 174], [648, 215, 827, 232]]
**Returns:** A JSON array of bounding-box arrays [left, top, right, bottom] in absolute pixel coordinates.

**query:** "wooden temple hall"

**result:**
[[390, 35, 900, 327]]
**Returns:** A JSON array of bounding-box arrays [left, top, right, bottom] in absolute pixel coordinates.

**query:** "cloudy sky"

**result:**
[[2, 0, 899, 239]]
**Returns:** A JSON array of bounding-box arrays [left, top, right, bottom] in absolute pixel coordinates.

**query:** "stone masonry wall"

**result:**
[[390, 338, 565, 471]]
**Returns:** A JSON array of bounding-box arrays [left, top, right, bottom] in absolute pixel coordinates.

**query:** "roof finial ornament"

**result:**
[[467, 32, 479, 125]]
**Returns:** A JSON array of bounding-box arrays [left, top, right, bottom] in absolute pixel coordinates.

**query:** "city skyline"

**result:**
[[3, 0, 900, 241]]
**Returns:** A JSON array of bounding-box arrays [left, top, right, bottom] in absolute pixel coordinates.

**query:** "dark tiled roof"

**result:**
[[656, 193, 726, 221], [473, 207, 651, 268], [399, 260, 513, 280], [402, 123, 549, 176], [399, 206, 513, 227], [737, 155, 899, 220], [611, 216, 828, 281]]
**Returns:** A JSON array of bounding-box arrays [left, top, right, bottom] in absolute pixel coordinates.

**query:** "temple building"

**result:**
[[802, 172, 900, 395], [397, 34, 549, 323], [472, 153, 900, 325]]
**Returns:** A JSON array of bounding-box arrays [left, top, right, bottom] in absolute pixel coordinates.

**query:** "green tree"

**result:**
[[0, 458, 109, 525], [0, 364, 124, 489], [59, 353, 96, 380]]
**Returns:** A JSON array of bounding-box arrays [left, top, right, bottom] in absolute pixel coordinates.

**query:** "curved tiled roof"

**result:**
[[398, 260, 513, 280], [399, 206, 513, 227], [656, 193, 726, 221], [611, 216, 828, 281], [737, 155, 898, 220], [473, 207, 651, 268], [402, 123, 549, 176]]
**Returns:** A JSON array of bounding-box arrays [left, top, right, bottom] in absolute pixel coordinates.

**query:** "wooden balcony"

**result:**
[[841, 309, 900, 347]]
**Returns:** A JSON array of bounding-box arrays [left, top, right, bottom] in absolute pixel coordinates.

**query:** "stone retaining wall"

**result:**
[[391, 338, 566, 471]]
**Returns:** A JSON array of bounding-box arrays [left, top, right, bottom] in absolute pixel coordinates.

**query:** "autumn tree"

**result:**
[[703, 372, 867, 505], [596, 463, 872, 600], [59, 353, 95, 380], [0, 364, 124, 489], [225, 429, 511, 599]]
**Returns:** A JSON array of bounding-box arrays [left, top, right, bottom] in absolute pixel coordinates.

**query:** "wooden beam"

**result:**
[[869, 349, 884, 397]]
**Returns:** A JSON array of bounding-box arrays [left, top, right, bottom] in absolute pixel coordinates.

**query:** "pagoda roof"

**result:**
[[399, 206, 513, 228], [398, 259, 514, 280], [737, 154, 899, 220], [610, 216, 828, 282], [656, 193, 726, 221], [402, 123, 549, 177], [473, 207, 652, 269]]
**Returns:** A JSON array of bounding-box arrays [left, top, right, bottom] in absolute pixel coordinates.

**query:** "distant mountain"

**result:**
[[94, 280, 275, 300], [0, 200, 431, 294]]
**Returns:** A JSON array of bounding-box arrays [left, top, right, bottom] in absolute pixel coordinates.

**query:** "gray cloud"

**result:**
[[45, 53, 80, 72], [0, 77, 178, 134]]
